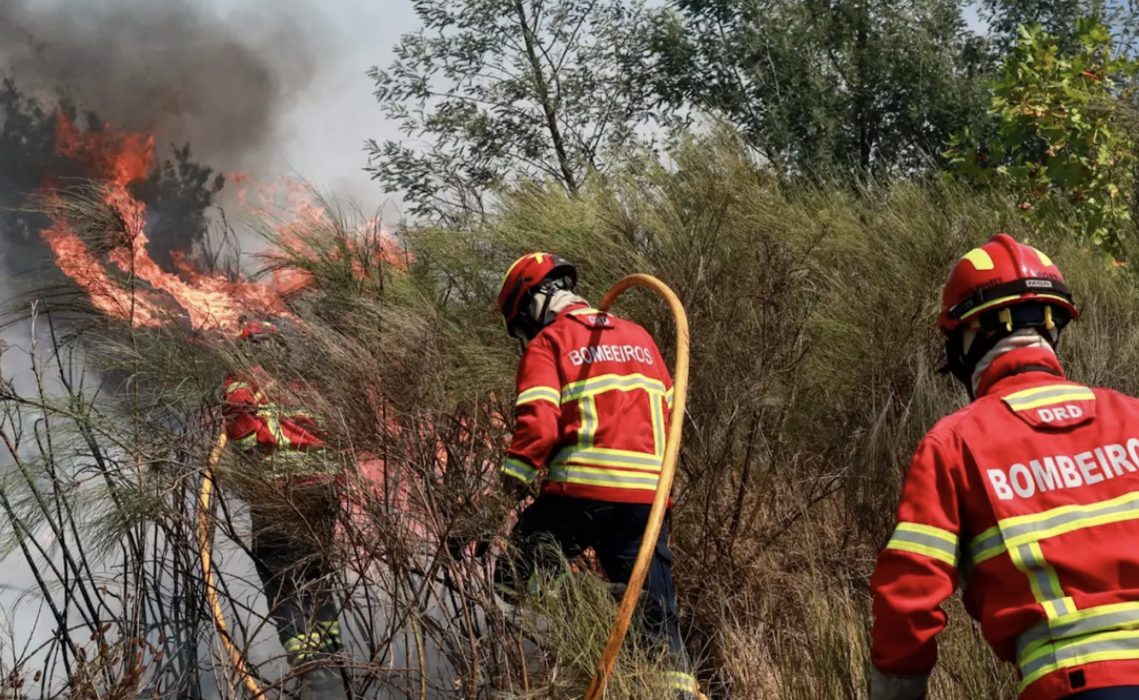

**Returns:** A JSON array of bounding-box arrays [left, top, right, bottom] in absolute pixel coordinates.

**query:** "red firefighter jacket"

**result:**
[[222, 368, 335, 480], [501, 303, 674, 504], [871, 346, 1139, 699]]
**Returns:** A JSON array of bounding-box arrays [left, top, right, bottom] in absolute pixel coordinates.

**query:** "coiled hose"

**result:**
[[585, 274, 692, 700]]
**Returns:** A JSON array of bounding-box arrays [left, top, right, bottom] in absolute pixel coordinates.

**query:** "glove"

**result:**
[[869, 666, 928, 700]]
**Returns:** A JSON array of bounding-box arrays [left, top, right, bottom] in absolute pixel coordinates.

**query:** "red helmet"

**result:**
[[497, 252, 577, 338], [939, 233, 1078, 334]]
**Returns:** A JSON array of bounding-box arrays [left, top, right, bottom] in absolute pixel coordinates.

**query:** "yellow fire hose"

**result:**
[[199, 431, 265, 698], [585, 274, 692, 700]]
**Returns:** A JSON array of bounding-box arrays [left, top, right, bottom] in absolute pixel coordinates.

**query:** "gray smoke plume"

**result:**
[[0, 0, 320, 170]]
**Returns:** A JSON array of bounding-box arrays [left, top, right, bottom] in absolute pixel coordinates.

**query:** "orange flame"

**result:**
[[42, 115, 410, 337], [228, 173, 412, 297], [42, 114, 293, 336]]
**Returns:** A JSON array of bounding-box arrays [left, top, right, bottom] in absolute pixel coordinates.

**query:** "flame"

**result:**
[[41, 114, 293, 336], [228, 172, 412, 296], [41, 114, 410, 337], [40, 218, 165, 327]]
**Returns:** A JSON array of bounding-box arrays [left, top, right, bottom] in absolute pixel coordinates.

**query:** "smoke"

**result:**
[[0, 0, 320, 170]]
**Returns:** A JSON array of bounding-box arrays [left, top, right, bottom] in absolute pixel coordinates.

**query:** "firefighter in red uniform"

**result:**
[[222, 321, 344, 695], [870, 233, 1139, 700], [495, 253, 697, 698]]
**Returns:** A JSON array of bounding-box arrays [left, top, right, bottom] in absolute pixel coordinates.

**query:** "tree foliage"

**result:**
[[981, 0, 1103, 50], [947, 20, 1139, 258], [366, 0, 661, 223], [647, 0, 993, 175]]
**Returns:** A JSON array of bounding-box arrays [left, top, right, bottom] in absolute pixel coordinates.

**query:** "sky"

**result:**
[[208, 0, 419, 215], [244, 0, 419, 214]]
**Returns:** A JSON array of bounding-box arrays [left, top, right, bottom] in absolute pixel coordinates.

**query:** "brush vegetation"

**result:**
[[3, 129, 1139, 699]]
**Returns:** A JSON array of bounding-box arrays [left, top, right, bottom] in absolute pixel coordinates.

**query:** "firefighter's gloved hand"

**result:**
[[869, 666, 928, 700]]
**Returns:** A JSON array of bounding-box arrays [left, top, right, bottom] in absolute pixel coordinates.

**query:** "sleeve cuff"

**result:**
[[501, 457, 539, 484]]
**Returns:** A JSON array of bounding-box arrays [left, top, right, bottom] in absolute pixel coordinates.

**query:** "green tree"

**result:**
[[649, 0, 992, 176], [947, 19, 1138, 258], [981, 0, 1102, 51], [367, 0, 661, 223]]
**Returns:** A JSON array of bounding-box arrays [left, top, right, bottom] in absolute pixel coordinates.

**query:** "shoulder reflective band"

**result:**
[[1002, 384, 1094, 412], [948, 277, 1073, 321], [885, 522, 959, 567]]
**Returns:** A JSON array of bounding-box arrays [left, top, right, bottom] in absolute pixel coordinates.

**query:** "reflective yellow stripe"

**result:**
[[659, 670, 697, 693], [1002, 383, 1095, 411], [569, 307, 604, 316], [284, 632, 322, 656], [516, 386, 560, 407], [1009, 541, 1073, 620], [560, 373, 668, 403], [232, 432, 259, 450], [970, 490, 1139, 568], [969, 524, 1005, 565], [1020, 627, 1139, 689], [259, 450, 339, 478], [256, 409, 293, 448], [502, 457, 539, 484], [556, 372, 671, 492], [885, 523, 959, 567], [547, 464, 659, 491], [225, 381, 253, 395], [579, 395, 598, 449], [1020, 602, 1139, 658], [316, 620, 341, 638], [553, 446, 663, 472]]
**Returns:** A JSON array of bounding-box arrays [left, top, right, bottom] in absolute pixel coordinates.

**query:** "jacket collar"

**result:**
[[555, 301, 595, 321], [974, 346, 1066, 399]]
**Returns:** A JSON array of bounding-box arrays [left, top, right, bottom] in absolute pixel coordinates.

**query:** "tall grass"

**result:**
[[3, 132, 1138, 698]]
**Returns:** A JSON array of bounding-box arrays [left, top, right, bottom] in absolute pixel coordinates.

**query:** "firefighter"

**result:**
[[494, 253, 697, 698], [222, 320, 345, 695], [870, 233, 1139, 700]]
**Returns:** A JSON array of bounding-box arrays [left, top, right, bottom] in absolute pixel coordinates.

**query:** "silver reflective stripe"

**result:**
[[889, 529, 957, 556], [886, 528, 958, 566], [1001, 494, 1139, 545], [1004, 385, 1091, 408], [1018, 605, 1139, 660], [561, 374, 666, 402], [1015, 544, 1071, 615], [968, 528, 1005, 564], [548, 465, 660, 488], [553, 447, 663, 470], [1021, 629, 1139, 681]]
